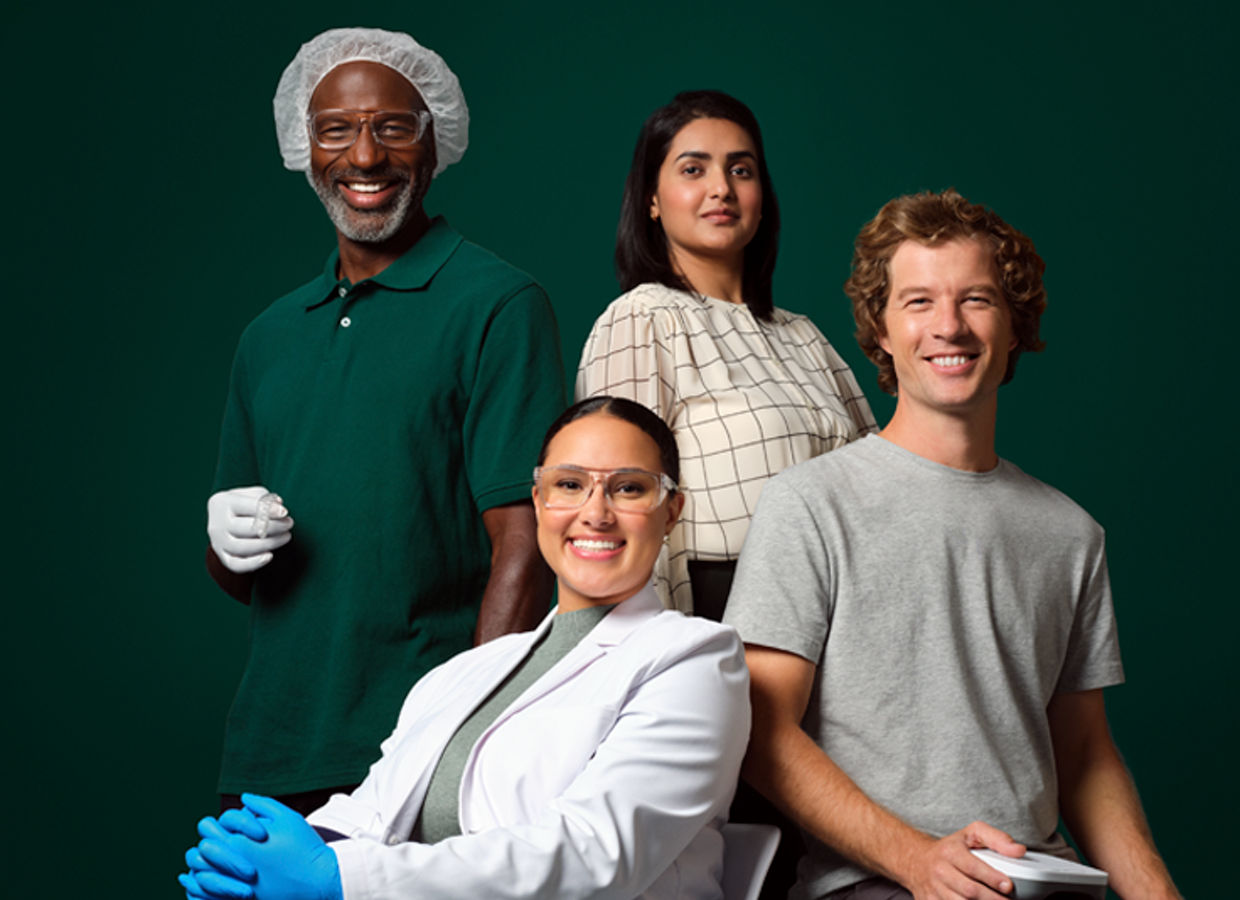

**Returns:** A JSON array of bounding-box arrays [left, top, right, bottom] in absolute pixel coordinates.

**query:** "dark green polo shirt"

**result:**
[[212, 217, 565, 794]]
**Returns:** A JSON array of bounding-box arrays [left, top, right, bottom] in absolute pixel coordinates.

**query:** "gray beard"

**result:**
[[308, 168, 421, 243]]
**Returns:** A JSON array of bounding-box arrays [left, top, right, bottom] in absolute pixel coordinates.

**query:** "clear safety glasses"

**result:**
[[533, 466, 678, 514], [308, 109, 432, 150]]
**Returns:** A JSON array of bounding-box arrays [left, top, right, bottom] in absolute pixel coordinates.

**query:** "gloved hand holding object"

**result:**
[[179, 794, 342, 900], [207, 487, 294, 574]]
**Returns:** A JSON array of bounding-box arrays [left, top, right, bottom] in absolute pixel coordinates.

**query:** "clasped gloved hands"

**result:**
[[179, 794, 342, 900], [207, 487, 294, 573]]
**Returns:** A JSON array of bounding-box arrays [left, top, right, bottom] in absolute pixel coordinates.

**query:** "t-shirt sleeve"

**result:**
[[1056, 540, 1125, 693], [806, 320, 878, 438], [823, 345, 879, 437], [211, 340, 261, 493], [463, 283, 566, 512], [574, 295, 677, 420], [723, 474, 832, 663]]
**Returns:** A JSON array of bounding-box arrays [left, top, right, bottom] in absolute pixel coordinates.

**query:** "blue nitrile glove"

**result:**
[[232, 793, 343, 900], [217, 807, 270, 842], [179, 816, 259, 900], [179, 869, 254, 900], [193, 818, 260, 879]]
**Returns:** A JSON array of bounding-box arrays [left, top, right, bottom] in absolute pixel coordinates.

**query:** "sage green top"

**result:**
[[414, 604, 614, 843]]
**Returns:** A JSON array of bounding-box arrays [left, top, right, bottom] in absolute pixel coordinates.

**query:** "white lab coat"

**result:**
[[308, 584, 751, 900]]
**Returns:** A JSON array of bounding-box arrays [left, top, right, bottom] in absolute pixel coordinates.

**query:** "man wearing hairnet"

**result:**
[[204, 27, 565, 814]]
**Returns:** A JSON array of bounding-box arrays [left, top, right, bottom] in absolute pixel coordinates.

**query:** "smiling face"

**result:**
[[533, 413, 683, 612], [307, 61, 435, 244], [879, 237, 1017, 424], [650, 117, 763, 275]]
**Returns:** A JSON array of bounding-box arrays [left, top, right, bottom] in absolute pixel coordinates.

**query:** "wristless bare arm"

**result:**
[[1049, 690, 1180, 900], [744, 645, 1024, 900], [475, 501, 554, 644]]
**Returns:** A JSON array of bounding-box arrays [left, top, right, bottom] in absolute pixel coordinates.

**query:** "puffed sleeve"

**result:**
[[801, 318, 878, 438], [823, 343, 878, 436], [577, 291, 694, 610], [575, 291, 678, 421]]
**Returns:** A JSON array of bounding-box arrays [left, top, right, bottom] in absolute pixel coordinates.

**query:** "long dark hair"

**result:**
[[615, 90, 780, 321], [537, 397, 680, 485]]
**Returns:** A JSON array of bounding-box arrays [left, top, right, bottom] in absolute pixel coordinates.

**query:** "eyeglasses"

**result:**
[[533, 465, 678, 513], [308, 109, 432, 150]]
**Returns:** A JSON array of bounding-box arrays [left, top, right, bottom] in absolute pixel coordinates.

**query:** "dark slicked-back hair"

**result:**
[[844, 188, 1047, 396], [537, 396, 681, 485], [615, 90, 780, 321]]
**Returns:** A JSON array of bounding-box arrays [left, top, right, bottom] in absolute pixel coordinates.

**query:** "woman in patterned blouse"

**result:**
[[577, 89, 876, 621]]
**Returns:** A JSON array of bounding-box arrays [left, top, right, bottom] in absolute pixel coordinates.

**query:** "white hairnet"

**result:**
[[273, 27, 468, 177]]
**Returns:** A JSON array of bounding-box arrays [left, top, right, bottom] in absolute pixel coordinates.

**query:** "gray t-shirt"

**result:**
[[724, 435, 1124, 899]]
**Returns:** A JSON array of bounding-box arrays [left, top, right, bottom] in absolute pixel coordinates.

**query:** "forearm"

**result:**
[[205, 544, 253, 605], [1058, 743, 1180, 899], [475, 503, 553, 644], [1048, 689, 1180, 899], [743, 721, 931, 887]]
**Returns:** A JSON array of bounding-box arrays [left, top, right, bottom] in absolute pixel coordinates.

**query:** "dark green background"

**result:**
[[10, 1, 1234, 896]]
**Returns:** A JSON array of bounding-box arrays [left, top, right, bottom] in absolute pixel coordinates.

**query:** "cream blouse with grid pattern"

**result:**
[[576, 282, 877, 611]]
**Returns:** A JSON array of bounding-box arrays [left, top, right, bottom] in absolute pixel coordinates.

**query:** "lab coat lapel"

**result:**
[[385, 614, 558, 829], [474, 583, 663, 730], [457, 584, 666, 831], [436, 613, 558, 726]]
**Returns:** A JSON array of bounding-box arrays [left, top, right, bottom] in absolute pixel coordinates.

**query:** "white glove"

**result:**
[[207, 486, 294, 574]]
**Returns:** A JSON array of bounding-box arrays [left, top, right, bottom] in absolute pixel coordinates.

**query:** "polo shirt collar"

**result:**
[[305, 215, 463, 309]]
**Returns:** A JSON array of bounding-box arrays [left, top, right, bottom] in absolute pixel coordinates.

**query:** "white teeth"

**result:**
[[572, 539, 620, 551], [345, 183, 385, 193], [931, 355, 971, 367]]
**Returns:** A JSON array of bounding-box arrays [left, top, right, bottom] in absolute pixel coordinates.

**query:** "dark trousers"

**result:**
[[825, 875, 1100, 899], [824, 877, 912, 899], [688, 559, 736, 623]]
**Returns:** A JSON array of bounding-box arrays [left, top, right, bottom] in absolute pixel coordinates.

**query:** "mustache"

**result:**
[[329, 165, 411, 185]]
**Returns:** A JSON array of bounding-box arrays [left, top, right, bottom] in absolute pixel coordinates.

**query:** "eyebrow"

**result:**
[[674, 150, 758, 162], [894, 283, 1001, 299]]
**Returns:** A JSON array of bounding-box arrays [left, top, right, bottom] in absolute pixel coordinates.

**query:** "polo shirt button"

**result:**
[[386, 835, 401, 846], [337, 287, 347, 298], [340, 316, 352, 328]]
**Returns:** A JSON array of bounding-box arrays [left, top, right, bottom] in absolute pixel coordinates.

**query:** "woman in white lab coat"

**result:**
[[181, 396, 751, 900]]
